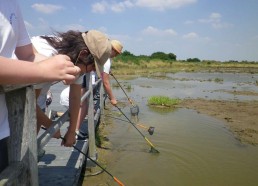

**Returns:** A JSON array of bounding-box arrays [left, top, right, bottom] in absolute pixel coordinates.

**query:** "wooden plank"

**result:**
[[6, 87, 38, 186], [37, 81, 92, 185], [0, 162, 25, 186], [0, 79, 103, 185], [37, 110, 70, 150], [0, 84, 31, 93], [38, 122, 89, 186], [88, 73, 96, 159]]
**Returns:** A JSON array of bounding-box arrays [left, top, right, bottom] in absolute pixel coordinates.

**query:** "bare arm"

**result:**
[[62, 83, 82, 147], [102, 72, 117, 105], [75, 87, 88, 132], [15, 43, 45, 62], [35, 88, 61, 138], [0, 44, 80, 85]]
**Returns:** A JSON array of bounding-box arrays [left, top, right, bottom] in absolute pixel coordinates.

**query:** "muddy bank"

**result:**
[[178, 99, 258, 145]]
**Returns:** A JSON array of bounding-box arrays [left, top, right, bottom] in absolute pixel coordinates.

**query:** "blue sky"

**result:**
[[19, 0, 258, 62]]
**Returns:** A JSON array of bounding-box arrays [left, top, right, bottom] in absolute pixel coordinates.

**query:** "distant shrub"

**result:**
[[151, 52, 176, 61], [186, 58, 201, 62]]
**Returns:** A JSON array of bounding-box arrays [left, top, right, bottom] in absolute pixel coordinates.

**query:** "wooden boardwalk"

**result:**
[[0, 76, 103, 185], [38, 121, 89, 186], [37, 82, 101, 186]]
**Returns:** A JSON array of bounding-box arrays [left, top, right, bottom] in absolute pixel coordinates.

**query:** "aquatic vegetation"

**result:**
[[214, 78, 224, 83], [112, 83, 120, 88], [125, 84, 132, 90], [148, 96, 180, 108]]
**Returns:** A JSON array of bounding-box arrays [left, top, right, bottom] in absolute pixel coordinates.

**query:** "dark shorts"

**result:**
[[82, 75, 86, 88], [0, 137, 9, 173]]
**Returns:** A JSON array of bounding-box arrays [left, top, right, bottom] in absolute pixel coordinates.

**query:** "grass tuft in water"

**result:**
[[147, 96, 180, 108]]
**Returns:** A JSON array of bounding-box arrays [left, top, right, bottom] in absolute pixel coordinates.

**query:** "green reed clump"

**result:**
[[126, 84, 132, 90], [214, 78, 223, 83], [148, 96, 180, 107]]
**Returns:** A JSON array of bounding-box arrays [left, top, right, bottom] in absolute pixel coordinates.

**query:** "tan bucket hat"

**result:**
[[111, 40, 123, 54], [82, 30, 112, 78]]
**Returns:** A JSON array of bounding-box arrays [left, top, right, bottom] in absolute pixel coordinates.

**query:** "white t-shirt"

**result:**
[[103, 58, 112, 74], [31, 36, 83, 109], [31, 36, 57, 109], [60, 86, 70, 108], [60, 59, 112, 108], [0, 0, 31, 140]]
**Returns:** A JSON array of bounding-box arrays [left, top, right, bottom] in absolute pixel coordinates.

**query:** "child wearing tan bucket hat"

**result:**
[[81, 30, 112, 78]]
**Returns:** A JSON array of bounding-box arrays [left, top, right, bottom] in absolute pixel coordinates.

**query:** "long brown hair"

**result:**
[[41, 30, 88, 63]]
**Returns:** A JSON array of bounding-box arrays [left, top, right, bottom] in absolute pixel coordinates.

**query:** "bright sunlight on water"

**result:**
[[83, 72, 258, 186]]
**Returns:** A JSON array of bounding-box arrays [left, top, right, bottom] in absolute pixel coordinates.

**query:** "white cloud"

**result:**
[[135, 0, 197, 11], [164, 29, 178, 35], [142, 26, 177, 36], [111, 1, 134, 12], [199, 13, 222, 23], [63, 24, 86, 31], [198, 12, 233, 29], [110, 3, 125, 12], [182, 32, 199, 39], [92, 0, 197, 13], [92, 0, 134, 13], [92, 1, 108, 13], [210, 12, 221, 20], [31, 4, 64, 14]]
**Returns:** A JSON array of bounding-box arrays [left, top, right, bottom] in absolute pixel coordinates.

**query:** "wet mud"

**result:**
[[178, 99, 258, 145]]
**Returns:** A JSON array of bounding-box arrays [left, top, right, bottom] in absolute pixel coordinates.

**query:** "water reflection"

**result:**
[[113, 72, 258, 102], [84, 72, 258, 186]]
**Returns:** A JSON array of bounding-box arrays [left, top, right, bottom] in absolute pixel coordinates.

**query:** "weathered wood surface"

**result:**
[[0, 162, 25, 186], [37, 81, 102, 186], [38, 121, 89, 186], [88, 74, 96, 159], [0, 78, 102, 186], [5, 87, 38, 186], [0, 84, 31, 93]]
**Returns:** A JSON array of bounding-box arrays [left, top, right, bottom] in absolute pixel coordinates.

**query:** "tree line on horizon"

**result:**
[[114, 50, 257, 64]]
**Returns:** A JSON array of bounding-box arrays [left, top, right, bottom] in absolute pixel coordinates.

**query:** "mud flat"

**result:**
[[178, 99, 258, 145]]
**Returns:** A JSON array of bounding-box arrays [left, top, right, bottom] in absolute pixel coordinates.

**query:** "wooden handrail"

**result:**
[[0, 86, 38, 185], [0, 84, 30, 94], [0, 74, 104, 185], [0, 162, 25, 186]]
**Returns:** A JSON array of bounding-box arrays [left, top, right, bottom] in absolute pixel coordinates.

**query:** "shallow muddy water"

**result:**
[[83, 72, 258, 186]]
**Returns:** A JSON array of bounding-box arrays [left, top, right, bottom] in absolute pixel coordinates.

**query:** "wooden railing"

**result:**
[[0, 73, 104, 185]]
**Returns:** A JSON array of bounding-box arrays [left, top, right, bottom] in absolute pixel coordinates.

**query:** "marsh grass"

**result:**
[[112, 83, 120, 88], [148, 96, 180, 108], [125, 84, 132, 90], [112, 60, 258, 75], [214, 78, 224, 83]]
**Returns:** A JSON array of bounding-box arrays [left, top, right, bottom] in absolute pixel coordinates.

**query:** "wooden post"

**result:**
[[88, 72, 96, 160], [6, 86, 38, 185]]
